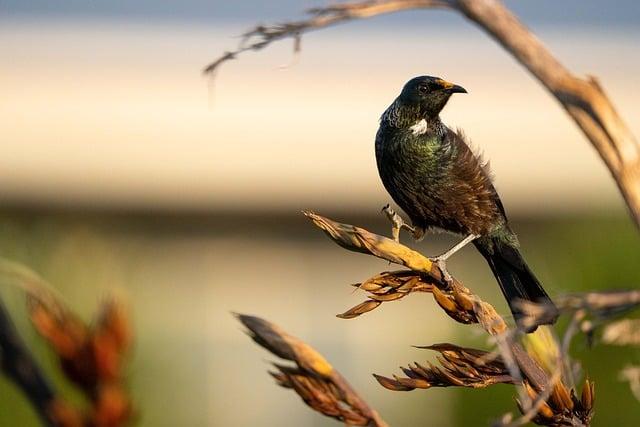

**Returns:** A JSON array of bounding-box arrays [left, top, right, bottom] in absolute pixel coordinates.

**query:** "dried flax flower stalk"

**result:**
[[304, 211, 596, 426], [374, 342, 594, 426], [28, 292, 133, 427], [0, 258, 134, 427], [303, 211, 478, 323], [235, 313, 388, 427], [373, 343, 516, 391]]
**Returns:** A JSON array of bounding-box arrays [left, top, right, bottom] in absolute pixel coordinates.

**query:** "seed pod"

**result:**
[[432, 287, 457, 312], [452, 287, 474, 311], [550, 382, 574, 411], [337, 300, 381, 319], [581, 379, 594, 411]]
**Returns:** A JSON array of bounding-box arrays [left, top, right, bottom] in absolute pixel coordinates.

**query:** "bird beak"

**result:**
[[448, 84, 467, 94], [435, 78, 467, 94]]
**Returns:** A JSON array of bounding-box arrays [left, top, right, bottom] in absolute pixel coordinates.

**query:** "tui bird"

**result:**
[[375, 75, 558, 330]]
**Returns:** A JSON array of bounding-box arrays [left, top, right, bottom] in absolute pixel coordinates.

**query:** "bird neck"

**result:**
[[381, 98, 443, 131]]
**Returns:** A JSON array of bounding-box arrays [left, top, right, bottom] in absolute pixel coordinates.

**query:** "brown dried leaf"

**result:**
[[368, 292, 405, 302], [432, 287, 457, 312], [373, 374, 416, 391], [585, 379, 595, 411], [549, 381, 574, 412], [452, 286, 474, 311], [337, 300, 382, 319], [342, 271, 436, 318]]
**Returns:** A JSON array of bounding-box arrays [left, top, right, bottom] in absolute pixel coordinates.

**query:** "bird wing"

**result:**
[[436, 127, 508, 234]]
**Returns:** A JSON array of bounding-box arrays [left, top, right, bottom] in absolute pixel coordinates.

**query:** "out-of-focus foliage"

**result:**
[[0, 213, 639, 426]]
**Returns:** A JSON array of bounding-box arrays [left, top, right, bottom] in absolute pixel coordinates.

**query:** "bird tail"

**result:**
[[475, 238, 558, 331]]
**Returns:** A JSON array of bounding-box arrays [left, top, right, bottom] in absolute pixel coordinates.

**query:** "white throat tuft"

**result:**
[[409, 119, 428, 136]]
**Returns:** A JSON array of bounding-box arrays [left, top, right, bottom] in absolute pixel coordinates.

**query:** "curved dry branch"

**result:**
[[202, 1, 450, 75], [207, 0, 640, 227], [455, 0, 640, 227], [235, 313, 388, 427]]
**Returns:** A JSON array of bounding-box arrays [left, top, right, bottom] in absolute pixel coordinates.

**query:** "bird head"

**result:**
[[399, 75, 467, 119]]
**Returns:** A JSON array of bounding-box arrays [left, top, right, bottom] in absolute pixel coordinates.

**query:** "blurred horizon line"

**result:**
[[0, 198, 631, 223]]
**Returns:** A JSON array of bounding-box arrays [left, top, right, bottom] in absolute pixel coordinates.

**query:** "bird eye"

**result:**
[[418, 84, 429, 94]]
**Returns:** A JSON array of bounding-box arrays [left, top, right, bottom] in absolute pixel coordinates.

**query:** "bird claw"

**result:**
[[433, 256, 454, 286], [381, 204, 414, 243]]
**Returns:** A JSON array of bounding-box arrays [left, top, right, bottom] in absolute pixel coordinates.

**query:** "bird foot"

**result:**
[[381, 204, 415, 243], [431, 234, 479, 285], [432, 255, 454, 286]]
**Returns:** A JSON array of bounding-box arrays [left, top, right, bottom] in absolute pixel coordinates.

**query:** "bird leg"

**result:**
[[381, 204, 415, 243], [432, 234, 479, 284]]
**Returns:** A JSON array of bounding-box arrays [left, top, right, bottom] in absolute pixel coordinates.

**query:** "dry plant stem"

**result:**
[[560, 290, 640, 314], [303, 211, 446, 285], [561, 311, 585, 389], [503, 320, 579, 427], [207, 0, 640, 227], [473, 300, 548, 401], [0, 298, 58, 426], [236, 314, 388, 427]]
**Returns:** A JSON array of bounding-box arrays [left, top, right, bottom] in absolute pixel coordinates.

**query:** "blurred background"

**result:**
[[1, 1, 639, 425]]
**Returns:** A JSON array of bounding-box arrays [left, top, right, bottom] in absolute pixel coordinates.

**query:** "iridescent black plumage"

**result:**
[[375, 76, 557, 328]]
